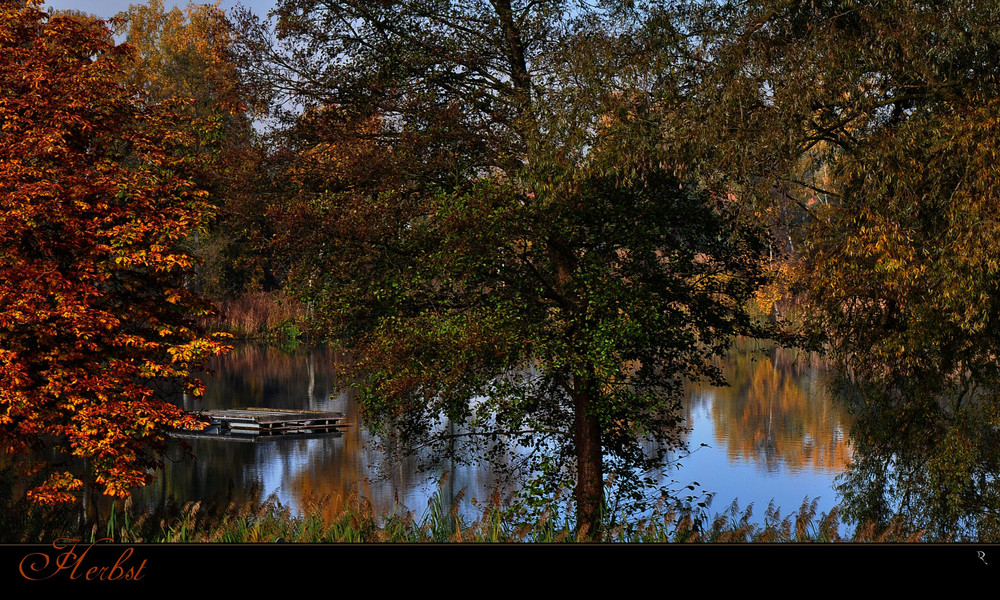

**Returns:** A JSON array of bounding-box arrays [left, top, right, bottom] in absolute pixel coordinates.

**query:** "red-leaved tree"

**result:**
[[0, 2, 227, 503]]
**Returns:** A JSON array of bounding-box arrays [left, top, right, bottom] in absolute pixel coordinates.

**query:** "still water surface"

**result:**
[[135, 343, 853, 523]]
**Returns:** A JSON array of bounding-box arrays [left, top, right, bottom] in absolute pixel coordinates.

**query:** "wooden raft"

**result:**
[[180, 408, 348, 437]]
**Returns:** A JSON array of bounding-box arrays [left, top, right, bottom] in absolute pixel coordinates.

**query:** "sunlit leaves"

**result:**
[[0, 3, 226, 503], [115, 0, 271, 298]]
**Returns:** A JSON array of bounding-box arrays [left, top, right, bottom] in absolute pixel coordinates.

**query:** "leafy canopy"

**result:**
[[238, 0, 772, 532], [697, 0, 1000, 395], [693, 0, 1000, 534], [0, 2, 226, 503], [115, 0, 278, 297]]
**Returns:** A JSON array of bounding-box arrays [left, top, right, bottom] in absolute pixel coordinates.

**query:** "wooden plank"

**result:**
[[174, 408, 349, 439]]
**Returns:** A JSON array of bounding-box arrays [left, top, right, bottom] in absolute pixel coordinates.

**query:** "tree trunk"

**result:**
[[493, 0, 531, 111], [573, 371, 603, 539]]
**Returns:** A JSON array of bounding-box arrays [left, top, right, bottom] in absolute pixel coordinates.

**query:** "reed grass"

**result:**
[[204, 291, 308, 342], [0, 480, 933, 543]]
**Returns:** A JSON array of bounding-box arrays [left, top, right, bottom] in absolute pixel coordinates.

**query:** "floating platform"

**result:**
[[175, 408, 348, 438]]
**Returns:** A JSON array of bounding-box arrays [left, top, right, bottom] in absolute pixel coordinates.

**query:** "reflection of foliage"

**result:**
[[691, 344, 852, 473], [198, 345, 337, 410], [834, 378, 1000, 541], [690, 0, 1000, 543], [141, 346, 509, 522]]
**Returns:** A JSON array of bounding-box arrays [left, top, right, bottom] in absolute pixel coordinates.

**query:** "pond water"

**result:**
[[133, 342, 853, 525]]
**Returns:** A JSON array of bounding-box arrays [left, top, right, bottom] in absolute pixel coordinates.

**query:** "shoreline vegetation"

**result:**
[[0, 478, 929, 543], [204, 292, 309, 344]]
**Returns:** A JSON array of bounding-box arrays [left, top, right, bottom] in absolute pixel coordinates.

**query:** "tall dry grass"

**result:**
[[0, 485, 933, 543], [204, 292, 308, 341], [0, 464, 934, 543]]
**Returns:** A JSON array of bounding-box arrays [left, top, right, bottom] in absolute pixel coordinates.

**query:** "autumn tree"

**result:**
[[115, 0, 279, 297], [236, 1, 772, 534], [688, 0, 1000, 532], [115, 0, 244, 115], [0, 2, 226, 503], [694, 0, 1000, 403]]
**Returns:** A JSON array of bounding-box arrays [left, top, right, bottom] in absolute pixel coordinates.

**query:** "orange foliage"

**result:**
[[114, 0, 254, 138], [0, 2, 228, 503]]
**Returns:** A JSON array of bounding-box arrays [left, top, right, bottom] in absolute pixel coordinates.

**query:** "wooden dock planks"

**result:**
[[174, 407, 348, 438]]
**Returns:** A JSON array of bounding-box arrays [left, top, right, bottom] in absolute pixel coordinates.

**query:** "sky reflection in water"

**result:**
[[138, 344, 853, 525]]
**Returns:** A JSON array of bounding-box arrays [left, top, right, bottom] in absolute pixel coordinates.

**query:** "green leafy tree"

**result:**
[[236, 0, 771, 534]]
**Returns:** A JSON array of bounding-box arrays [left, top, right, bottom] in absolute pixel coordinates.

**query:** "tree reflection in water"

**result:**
[[141, 341, 1000, 540], [135, 344, 515, 522], [143, 342, 861, 526], [833, 375, 1000, 541], [692, 342, 852, 474]]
